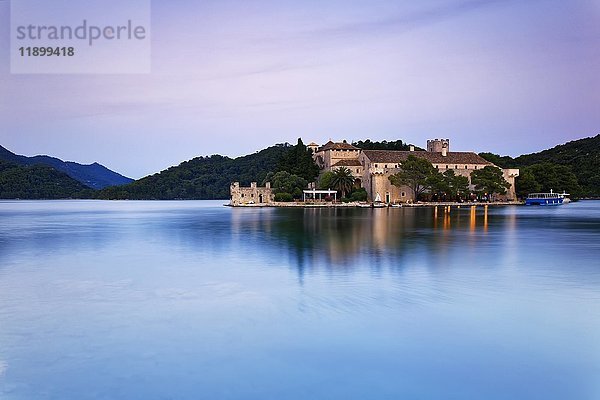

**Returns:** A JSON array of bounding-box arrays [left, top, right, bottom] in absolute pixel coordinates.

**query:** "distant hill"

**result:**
[[98, 144, 293, 200], [0, 160, 92, 199], [480, 134, 600, 197], [0, 145, 133, 189]]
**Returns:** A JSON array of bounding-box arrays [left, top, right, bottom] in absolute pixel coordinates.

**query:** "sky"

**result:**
[[0, 0, 599, 179]]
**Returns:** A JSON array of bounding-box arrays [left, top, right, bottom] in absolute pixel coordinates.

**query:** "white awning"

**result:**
[[303, 189, 338, 202], [303, 189, 338, 195]]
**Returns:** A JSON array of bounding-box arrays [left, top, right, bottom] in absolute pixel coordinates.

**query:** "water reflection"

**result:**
[[1, 201, 600, 400], [228, 205, 497, 270]]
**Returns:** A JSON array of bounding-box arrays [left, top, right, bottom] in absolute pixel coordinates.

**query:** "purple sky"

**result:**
[[1, 0, 599, 179]]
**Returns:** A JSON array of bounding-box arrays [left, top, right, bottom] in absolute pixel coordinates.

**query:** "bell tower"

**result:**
[[426, 138, 450, 153]]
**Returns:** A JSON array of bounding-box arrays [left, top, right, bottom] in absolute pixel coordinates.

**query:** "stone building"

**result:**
[[313, 140, 364, 184], [230, 182, 274, 206], [314, 139, 519, 203]]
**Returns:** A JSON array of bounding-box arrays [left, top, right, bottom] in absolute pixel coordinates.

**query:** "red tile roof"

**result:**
[[318, 141, 359, 152], [362, 150, 493, 165], [332, 159, 362, 167]]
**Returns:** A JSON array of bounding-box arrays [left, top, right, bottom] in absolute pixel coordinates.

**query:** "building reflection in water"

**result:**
[[228, 205, 498, 281]]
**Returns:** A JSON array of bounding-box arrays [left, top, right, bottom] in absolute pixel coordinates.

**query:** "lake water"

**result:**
[[0, 200, 599, 399]]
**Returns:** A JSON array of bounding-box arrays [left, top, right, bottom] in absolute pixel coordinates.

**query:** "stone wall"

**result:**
[[230, 182, 274, 206]]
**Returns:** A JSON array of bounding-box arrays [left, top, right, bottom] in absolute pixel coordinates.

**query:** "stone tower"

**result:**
[[307, 142, 319, 154], [427, 139, 450, 153]]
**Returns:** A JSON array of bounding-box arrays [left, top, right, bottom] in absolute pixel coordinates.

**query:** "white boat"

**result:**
[[559, 191, 571, 204], [525, 189, 568, 206]]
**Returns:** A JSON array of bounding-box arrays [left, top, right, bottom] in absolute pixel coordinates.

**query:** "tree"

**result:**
[[517, 163, 581, 198], [349, 188, 368, 201], [388, 155, 437, 200], [444, 170, 470, 200], [263, 171, 307, 199], [480, 135, 600, 197], [515, 169, 541, 199], [470, 166, 510, 201], [318, 171, 335, 190], [425, 170, 448, 201], [331, 167, 355, 199], [277, 138, 319, 181], [425, 170, 470, 201], [353, 139, 415, 151]]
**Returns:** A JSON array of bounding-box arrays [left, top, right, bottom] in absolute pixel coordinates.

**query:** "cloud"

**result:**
[[267, 0, 522, 45]]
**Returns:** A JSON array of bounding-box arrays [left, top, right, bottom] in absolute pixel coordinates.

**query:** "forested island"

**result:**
[[1, 135, 598, 200]]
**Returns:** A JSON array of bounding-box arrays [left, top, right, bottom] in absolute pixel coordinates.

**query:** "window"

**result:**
[[356, 169, 359, 173], [384, 164, 388, 169], [241, 194, 244, 198], [401, 192, 406, 197], [375, 164, 378, 168], [435, 165, 439, 169], [475, 166, 478, 170], [455, 165, 458, 169], [465, 165, 468, 169], [446, 165, 449, 169]]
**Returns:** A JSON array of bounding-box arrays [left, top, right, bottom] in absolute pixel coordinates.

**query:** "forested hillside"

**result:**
[[98, 144, 295, 200], [0, 145, 132, 189], [0, 160, 92, 199], [480, 134, 600, 197]]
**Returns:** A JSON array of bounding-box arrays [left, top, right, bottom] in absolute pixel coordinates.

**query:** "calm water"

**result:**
[[0, 200, 599, 399]]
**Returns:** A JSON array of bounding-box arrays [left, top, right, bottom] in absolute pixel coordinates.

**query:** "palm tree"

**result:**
[[331, 167, 355, 199]]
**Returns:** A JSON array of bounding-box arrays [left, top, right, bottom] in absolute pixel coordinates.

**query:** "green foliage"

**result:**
[[478, 153, 516, 169], [388, 155, 437, 200], [0, 145, 132, 189], [263, 171, 307, 199], [276, 138, 319, 181], [98, 144, 291, 200], [331, 167, 355, 198], [444, 170, 470, 199], [349, 188, 368, 202], [480, 134, 600, 197], [318, 171, 335, 190], [425, 171, 448, 199], [470, 166, 510, 199], [515, 169, 541, 199], [0, 160, 89, 199], [352, 139, 419, 151], [425, 170, 470, 201], [274, 192, 293, 202], [517, 163, 581, 198]]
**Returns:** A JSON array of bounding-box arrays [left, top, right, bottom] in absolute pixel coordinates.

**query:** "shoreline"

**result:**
[[227, 201, 524, 208]]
